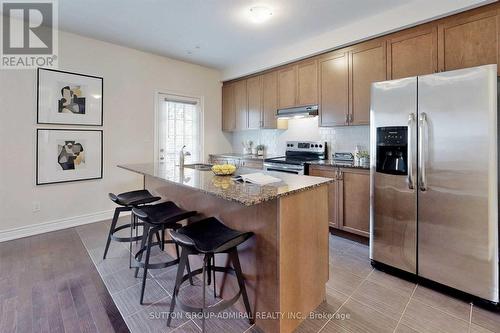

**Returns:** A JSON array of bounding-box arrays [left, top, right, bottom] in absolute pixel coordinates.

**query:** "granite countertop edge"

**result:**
[[306, 160, 370, 170], [209, 153, 267, 161], [118, 164, 333, 206]]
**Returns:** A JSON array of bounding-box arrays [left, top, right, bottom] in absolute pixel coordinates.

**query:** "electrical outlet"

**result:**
[[32, 201, 41, 212]]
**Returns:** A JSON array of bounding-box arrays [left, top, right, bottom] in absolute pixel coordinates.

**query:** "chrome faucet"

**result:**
[[179, 145, 191, 168]]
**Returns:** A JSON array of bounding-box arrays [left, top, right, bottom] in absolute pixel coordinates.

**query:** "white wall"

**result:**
[[0, 30, 229, 239]]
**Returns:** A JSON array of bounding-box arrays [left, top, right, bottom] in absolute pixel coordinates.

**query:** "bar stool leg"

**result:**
[[140, 226, 156, 305], [103, 208, 120, 259], [186, 256, 194, 285], [167, 249, 188, 327], [212, 255, 217, 298], [129, 213, 135, 268], [201, 255, 208, 333], [134, 223, 150, 278], [230, 249, 254, 324]]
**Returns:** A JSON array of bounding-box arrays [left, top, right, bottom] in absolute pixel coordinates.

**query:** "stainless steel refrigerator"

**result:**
[[369, 64, 499, 303]]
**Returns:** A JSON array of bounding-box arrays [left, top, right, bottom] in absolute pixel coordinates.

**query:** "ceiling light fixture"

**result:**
[[249, 6, 272, 24]]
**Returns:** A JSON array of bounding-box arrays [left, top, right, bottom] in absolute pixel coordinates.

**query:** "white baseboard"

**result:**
[[0, 210, 130, 243]]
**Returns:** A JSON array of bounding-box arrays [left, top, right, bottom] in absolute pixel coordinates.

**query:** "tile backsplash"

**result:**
[[231, 117, 370, 158]]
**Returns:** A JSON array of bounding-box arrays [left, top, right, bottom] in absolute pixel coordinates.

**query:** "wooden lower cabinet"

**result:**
[[309, 166, 340, 228], [309, 165, 369, 237], [341, 168, 370, 237]]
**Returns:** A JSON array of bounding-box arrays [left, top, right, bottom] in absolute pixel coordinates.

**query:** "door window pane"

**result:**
[[158, 94, 201, 164]]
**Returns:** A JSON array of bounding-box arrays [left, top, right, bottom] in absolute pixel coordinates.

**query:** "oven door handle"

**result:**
[[265, 167, 301, 174], [264, 163, 302, 170]]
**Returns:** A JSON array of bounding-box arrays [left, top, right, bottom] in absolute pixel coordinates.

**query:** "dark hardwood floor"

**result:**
[[0, 228, 129, 333]]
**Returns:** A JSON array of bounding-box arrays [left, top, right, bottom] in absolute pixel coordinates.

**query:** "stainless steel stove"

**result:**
[[264, 141, 326, 175]]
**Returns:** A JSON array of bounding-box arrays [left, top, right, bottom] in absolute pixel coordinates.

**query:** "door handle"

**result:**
[[407, 113, 415, 189], [418, 112, 428, 191]]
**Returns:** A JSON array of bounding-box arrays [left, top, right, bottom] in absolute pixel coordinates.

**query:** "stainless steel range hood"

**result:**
[[276, 105, 319, 119]]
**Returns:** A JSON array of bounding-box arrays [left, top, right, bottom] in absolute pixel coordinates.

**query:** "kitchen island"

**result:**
[[118, 163, 331, 333]]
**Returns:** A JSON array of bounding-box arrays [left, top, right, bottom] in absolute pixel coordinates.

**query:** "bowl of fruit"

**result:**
[[211, 164, 237, 176]]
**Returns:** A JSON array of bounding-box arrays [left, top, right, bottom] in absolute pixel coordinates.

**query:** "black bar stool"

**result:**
[[132, 201, 197, 304], [167, 217, 254, 332], [103, 190, 161, 263]]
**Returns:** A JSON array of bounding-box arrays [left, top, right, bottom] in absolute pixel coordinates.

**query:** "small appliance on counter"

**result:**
[[332, 152, 354, 166], [264, 141, 326, 175]]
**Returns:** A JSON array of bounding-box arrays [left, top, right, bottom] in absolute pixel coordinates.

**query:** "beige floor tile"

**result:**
[[327, 267, 365, 296], [329, 236, 355, 255], [395, 324, 421, 333], [101, 266, 142, 294], [471, 306, 500, 333], [400, 299, 469, 333], [367, 269, 416, 297], [295, 288, 349, 333], [412, 285, 471, 321], [124, 297, 193, 332], [325, 287, 350, 313], [330, 252, 373, 279], [318, 320, 352, 333], [331, 298, 398, 333], [112, 279, 169, 317], [470, 323, 496, 333], [351, 279, 411, 320], [344, 243, 369, 260]]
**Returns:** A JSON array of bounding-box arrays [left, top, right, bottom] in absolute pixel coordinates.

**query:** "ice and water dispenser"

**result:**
[[376, 127, 408, 175]]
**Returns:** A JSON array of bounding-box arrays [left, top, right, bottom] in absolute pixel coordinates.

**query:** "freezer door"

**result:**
[[418, 65, 499, 302], [370, 77, 418, 273]]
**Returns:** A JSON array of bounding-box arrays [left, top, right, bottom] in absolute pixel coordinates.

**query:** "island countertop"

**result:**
[[118, 163, 332, 206]]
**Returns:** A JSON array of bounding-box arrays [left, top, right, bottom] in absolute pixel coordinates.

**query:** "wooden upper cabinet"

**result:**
[[319, 51, 349, 126], [262, 71, 279, 128], [341, 169, 370, 237], [222, 83, 235, 131], [233, 80, 248, 130], [247, 75, 263, 129], [438, 8, 499, 74], [297, 60, 318, 106], [278, 65, 297, 109], [349, 39, 387, 126], [387, 26, 438, 79]]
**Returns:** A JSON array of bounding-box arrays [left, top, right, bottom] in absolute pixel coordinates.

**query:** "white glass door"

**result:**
[[156, 93, 202, 166]]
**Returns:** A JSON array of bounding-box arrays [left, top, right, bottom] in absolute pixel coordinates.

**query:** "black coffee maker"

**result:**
[[376, 127, 408, 175]]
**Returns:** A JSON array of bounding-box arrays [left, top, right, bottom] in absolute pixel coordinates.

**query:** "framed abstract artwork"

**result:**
[[36, 129, 103, 185], [37, 68, 103, 126]]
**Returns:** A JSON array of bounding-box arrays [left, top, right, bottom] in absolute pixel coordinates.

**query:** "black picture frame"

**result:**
[[37, 68, 104, 126], [36, 128, 103, 185]]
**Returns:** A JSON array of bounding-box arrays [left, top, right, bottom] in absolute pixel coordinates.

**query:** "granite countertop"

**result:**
[[118, 163, 332, 206], [307, 160, 370, 170], [209, 153, 267, 161]]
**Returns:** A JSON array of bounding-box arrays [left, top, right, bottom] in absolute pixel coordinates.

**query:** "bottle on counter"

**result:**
[[353, 146, 361, 166]]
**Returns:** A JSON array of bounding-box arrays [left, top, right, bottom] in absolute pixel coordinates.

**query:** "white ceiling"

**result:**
[[57, 0, 491, 79]]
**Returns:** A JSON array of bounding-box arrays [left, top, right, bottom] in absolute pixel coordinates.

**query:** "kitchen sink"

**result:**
[[183, 163, 213, 171]]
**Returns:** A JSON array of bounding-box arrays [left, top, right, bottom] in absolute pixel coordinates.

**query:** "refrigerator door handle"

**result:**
[[418, 112, 428, 191], [407, 113, 415, 189]]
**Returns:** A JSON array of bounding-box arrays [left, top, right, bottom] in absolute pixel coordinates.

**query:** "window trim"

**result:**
[[154, 90, 204, 164]]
